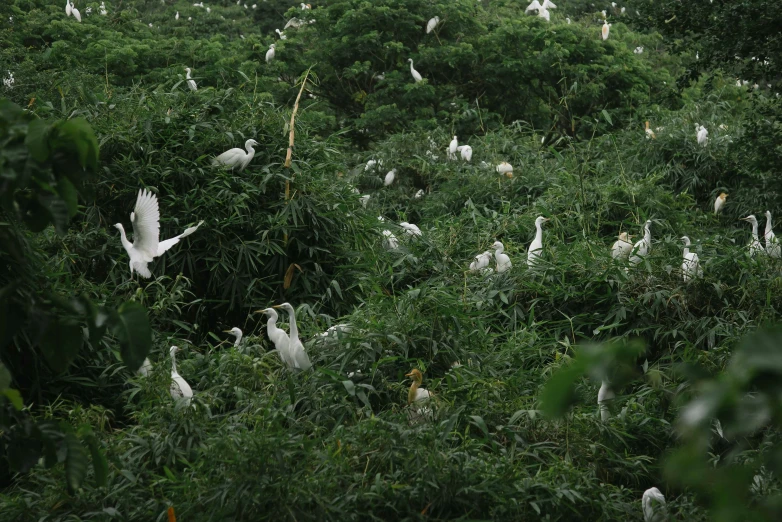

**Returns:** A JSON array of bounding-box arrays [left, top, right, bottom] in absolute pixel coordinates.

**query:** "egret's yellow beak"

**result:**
[[222, 330, 232, 333], [405, 371, 414, 377], [252, 309, 267, 314], [272, 304, 282, 309]]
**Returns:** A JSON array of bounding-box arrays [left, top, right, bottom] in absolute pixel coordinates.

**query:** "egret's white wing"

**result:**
[[213, 148, 243, 167], [525, 0, 542, 12], [157, 220, 204, 256], [130, 189, 160, 260]]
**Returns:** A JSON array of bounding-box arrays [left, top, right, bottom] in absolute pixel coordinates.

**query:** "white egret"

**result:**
[[469, 250, 492, 273], [681, 236, 702, 282], [213, 139, 259, 171], [542, 0, 556, 8], [538, 6, 550, 21], [740, 215, 764, 257], [408, 59, 423, 83], [496, 162, 513, 177], [400, 222, 422, 237], [406, 369, 432, 404], [457, 145, 472, 162], [273, 303, 312, 371], [525, 0, 541, 13], [696, 124, 709, 146], [365, 159, 382, 171], [629, 220, 652, 266], [284, 18, 302, 29], [114, 189, 203, 279], [527, 216, 550, 267], [66, 0, 72, 16], [266, 44, 276, 63], [602, 20, 610, 40], [384, 169, 396, 186], [765, 211, 780, 257], [184, 67, 197, 91], [359, 194, 370, 207], [71, 2, 81, 22], [100, 1, 106, 15], [300, 3, 311, 9], [414, 189, 424, 199], [714, 193, 727, 214], [611, 232, 633, 260], [566, 17, 571, 24], [169, 346, 193, 406], [645, 121, 655, 139], [426, 16, 440, 34], [255, 308, 294, 367], [642, 487, 667, 522], [598, 380, 614, 421], [448, 136, 458, 159], [634, 46, 644, 54], [175, 11, 179, 19], [274, 29, 287, 40], [137, 357, 153, 377], [492, 241, 512, 273], [319, 323, 351, 339], [382, 229, 399, 250], [224, 327, 243, 346]]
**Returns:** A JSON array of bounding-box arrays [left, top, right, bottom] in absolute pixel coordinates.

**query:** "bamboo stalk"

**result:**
[[283, 67, 312, 245]]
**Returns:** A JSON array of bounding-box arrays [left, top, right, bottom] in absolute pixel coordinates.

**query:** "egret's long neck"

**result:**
[[234, 333, 242, 346], [117, 224, 132, 250], [683, 243, 690, 257], [644, 225, 651, 244], [495, 245, 503, 255], [766, 217, 773, 237], [408, 380, 420, 404], [752, 221, 759, 240], [171, 352, 178, 375], [535, 223, 544, 244], [288, 308, 299, 343], [409, 61, 414, 72]]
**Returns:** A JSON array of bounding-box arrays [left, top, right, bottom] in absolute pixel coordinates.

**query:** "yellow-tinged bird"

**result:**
[[714, 193, 727, 214]]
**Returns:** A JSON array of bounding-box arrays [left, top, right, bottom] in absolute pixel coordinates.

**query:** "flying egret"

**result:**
[[426, 16, 440, 34], [765, 211, 781, 257], [400, 222, 422, 237], [137, 357, 153, 377], [645, 121, 655, 139], [496, 162, 513, 177], [598, 380, 614, 421], [273, 303, 312, 371], [740, 215, 765, 257], [384, 169, 396, 186], [696, 124, 709, 146], [184, 67, 197, 91], [629, 220, 652, 266], [224, 327, 243, 346], [525, 0, 541, 13], [492, 241, 512, 273], [66, 0, 72, 16], [408, 59, 423, 83], [714, 193, 727, 214], [469, 250, 493, 273], [642, 487, 667, 522], [602, 20, 610, 40], [169, 346, 193, 406], [681, 236, 702, 282], [254, 308, 293, 366], [457, 145, 472, 162], [611, 232, 633, 260], [213, 139, 259, 171], [266, 44, 275, 63], [527, 216, 550, 267], [275, 29, 287, 39], [448, 136, 458, 159], [382, 229, 399, 250], [114, 189, 203, 279]]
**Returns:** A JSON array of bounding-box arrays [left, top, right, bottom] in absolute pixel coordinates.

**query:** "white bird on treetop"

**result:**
[[408, 59, 423, 83], [496, 162, 513, 177], [542, 0, 557, 8], [696, 124, 709, 146], [457, 145, 472, 162], [255, 308, 294, 367], [598, 380, 614, 421], [492, 241, 512, 273], [71, 2, 81, 22], [414, 189, 424, 199], [185, 67, 197, 91], [275, 29, 287, 39], [525, 0, 542, 13], [66, 0, 72, 16], [266, 44, 276, 63], [273, 303, 312, 371], [740, 215, 764, 257], [681, 236, 702, 282], [169, 346, 193, 406], [365, 159, 382, 171], [611, 232, 633, 260], [765, 211, 781, 258], [642, 487, 667, 522], [213, 139, 259, 171], [382, 229, 399, 249], [359, 194, 370, 207], [527, 216, 550, 267], [629, 220, 652, 266], [538, 6, 550, 21], [714, 193, 727, 214], [645, 121, 656, 139], [224, 327, 243, 346], [114, 189, 203, 279], [448, 136, 458, 159], [602, 20, 610, 40], [426, 16, 440, 34], [384, 169, 396, 186], [469, 250, 493, 273], [175, 11, 179, 19], [400, 222, 422, 237]]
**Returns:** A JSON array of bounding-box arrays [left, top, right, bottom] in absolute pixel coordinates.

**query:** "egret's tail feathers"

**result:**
[[133, 261, 153, 278]]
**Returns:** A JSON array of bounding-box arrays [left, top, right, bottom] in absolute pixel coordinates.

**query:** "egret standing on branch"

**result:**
[[598, 380, 614, 421], [266, 44, 275, 63], [492, 241, 512, 273], [765, 211, 781, 257], [629, 220, 652, 266], [457, 145, 472, 162], [273, 303, 312, 371], [408, 59, 423, 83], [65, 0, 72, 16], [681, 236, 702, 282], [213, 139, 259, 171], [185, 67, 197, 91], [448, 136, 458, 159], [426, 16, 440, 34], [696, 124, 709, 146], [384, 169, 396, 186], [469, 250, 492, 273], [740, 215, 764, 257], [602, 20, 610, 40], [527, 216, 550, 267], [642, 487, 667, 522], [611, 232, 633, 260], [169, 346, 193, 407], [255, 308, 294, 367], [114, 189, 203, 279], [714, 193, 727, 214]]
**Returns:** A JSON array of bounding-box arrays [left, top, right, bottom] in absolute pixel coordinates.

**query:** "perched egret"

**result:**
[[457, 145, 472, 162], [213, 139, 259, 171], [382, 229, 399, 250], [714, 193, 727, 214], [400, 222, 422, 237], [114, 189, 203, 279], [273, 303, 312, 371], [224, 327, 243, 346], [611, 232, 633, 260], [492, 241, 512, 273], [284, 18, 303, 29], [414, 189, 424, 199], [696, 124, 709, 146], [542, 0, 556, 8], [319, 323, 351, 338], [527, 216, 550, 267], [275, 29, 287, 39], [408, 59, 423, 83], [765, 211, 781, 257], [175, 11, 179, 19], [566, 17, 571, 24], [359, 194, 370, 207], [740, 215, 765, 257], [71, 2, 81, 22], [266, 44, 276, 63], [137, 357, 153, 377], [645, 121, 656, 139], [469, 250, 493, 273], [406, 369, 432, 405], [384, 169, 396, 186], [169, 346, 193, 406], [629, 220, 652, 266], [598, 380, 614, 421], [426, 16, 440, 34], [66, 0, 72, 16], [184, 67, 197, 91], [496, 162, 513, 177], [602, 20, 610, 40], [681, 236, 702, 282], [365, 159, 382, 171], [448, 136, 458, 159], [525, 0, 542, 13], [642, 487, 667, 522], [634, 46, 644, 54], [255, 308, 293, 366], [537, 6, 550, 21]]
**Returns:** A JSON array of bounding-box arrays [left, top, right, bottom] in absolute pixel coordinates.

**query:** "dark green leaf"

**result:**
[[39, 318, 83, 373], [110, 302, 151, 373]]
